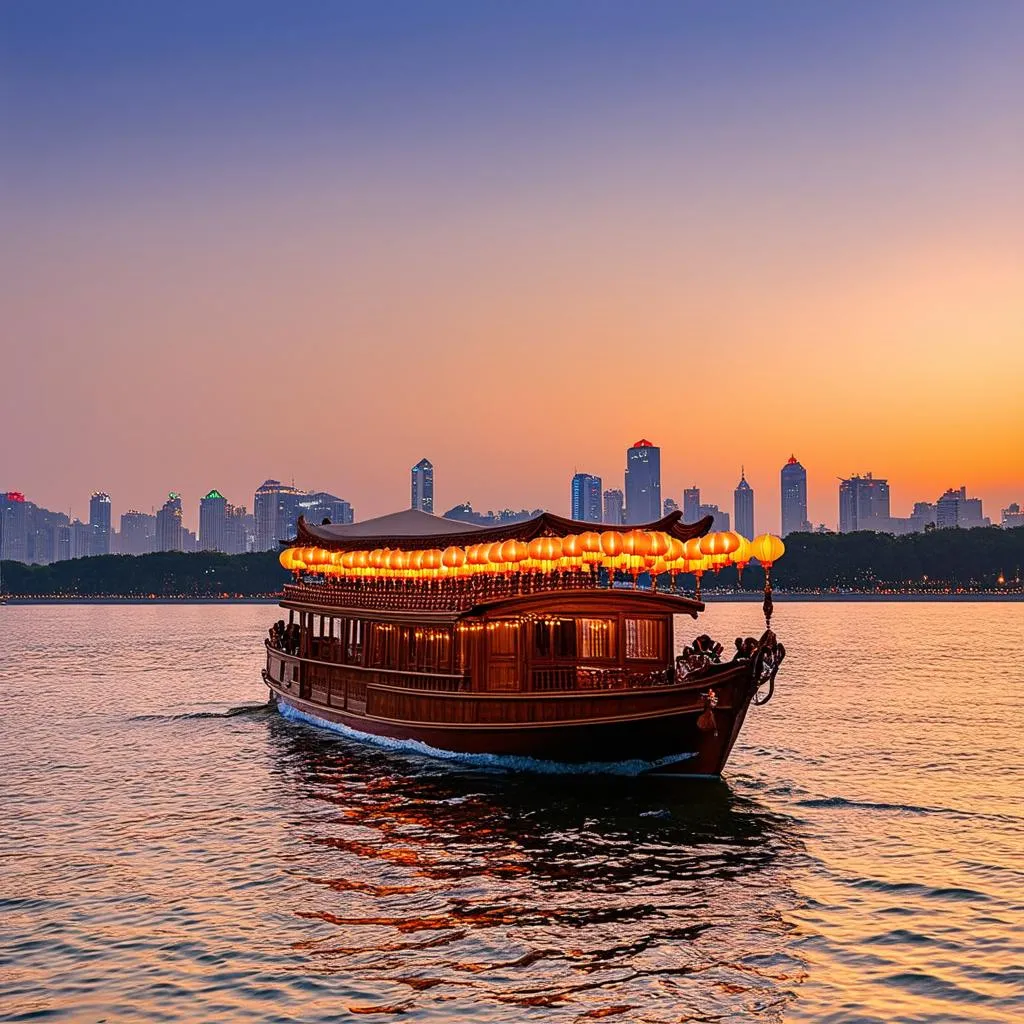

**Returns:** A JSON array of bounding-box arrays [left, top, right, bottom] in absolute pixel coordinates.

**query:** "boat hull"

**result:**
[[263, 661, 759, 776]]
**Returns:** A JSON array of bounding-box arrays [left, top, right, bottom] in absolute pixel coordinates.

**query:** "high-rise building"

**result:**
[[199, 489, 228, 552], [603, 489, 624, 525], [682, 486, 701, 523], [733, 469, 754, 539], [663, 497, 679, 515], [780, 456, 810, 536], [254, 480, 302, 551], [1001, 502, 1023, 528], [936, 486, 989, 529], [624, 439, 661, 524], [298, 491, 355, 528], [411, 459, 434, 514], [89, 492, 111, 556], [570, 473, 603, 522], [224, 506, 255, 554], [698, 504, 731, 532], [120, 510, 156, 555], [1, 491, 29, 562], [838, 474, 891, 533], [155, 493, 184, 552]]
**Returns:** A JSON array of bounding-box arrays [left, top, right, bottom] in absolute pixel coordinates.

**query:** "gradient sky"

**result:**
[[2, 1, 1022, 532]]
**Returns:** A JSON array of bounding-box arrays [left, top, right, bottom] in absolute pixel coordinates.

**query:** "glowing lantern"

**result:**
[[341, 551, 358, 572], [500, 540, 528, 567], [408, 550, 425, 573], [579, 531, 603, 571], [388, 549, 409, 573], [731, 535, 752, 583], [699, 531, 740, 559], [353, 550, 370, 573], [683, 537, 704, 561], [369, 549, 386, 571], [600, 530, 623, 557], [442, 545, 466, 569], [751, 533, 785, 628], [486, 541, 507, 572], [561, 534, 583, 571], [649, 531, 671, 559], [751, 533, 785, 567], [467, 543, 489, 569], [422, 549, 443, 573], [528, 536, 563, 573]]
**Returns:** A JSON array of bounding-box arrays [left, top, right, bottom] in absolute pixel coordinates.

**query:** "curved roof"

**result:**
[[291, 508, 714, 551]]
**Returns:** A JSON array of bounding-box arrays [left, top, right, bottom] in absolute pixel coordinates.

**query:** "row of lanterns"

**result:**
[[280, 529, 785, 581]]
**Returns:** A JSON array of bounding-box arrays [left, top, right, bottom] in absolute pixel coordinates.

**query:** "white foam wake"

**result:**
[[275, 700, 696, 776]]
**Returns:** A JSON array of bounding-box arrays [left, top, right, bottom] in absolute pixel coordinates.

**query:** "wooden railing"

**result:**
[[283, 571, 605, 612]]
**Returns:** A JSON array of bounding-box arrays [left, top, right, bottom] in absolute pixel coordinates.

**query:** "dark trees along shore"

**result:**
[[2, 527, 1021, 597]]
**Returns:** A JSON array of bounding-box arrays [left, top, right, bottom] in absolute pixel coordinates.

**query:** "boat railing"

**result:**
[[531, 665, 676, 692], [265, 641, 468, 693], [282, 571, 630, 612]]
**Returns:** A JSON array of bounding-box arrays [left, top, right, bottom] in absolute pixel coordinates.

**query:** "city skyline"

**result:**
[[3, 444, 1014, 551], [2, 3, 1021, 539]]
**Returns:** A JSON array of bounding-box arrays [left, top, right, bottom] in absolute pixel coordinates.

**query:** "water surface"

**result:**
[[1, 603, 1021, 1022]]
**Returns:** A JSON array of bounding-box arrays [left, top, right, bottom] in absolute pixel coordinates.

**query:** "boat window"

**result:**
[[578, 618, 614, 659], [488, 621, 517, 656], [532, 619, 577, 659], [625, 618, 665, 660]]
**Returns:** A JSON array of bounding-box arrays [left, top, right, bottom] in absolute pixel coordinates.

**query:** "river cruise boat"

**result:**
[[264, 509, 785, 775]]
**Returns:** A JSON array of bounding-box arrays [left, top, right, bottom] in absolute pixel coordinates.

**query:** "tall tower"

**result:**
[[199, 489, 228, 552], [603, 488, 624, 525], [682, 486, 701, 523], [155, 493, 184, 552], [624, 439, 661, 524], [88, 492, 111, 556], [570, 473, 603, 522], [734, 469, 755, 539], [780, 456, 809, 536], [254, 480, 302, 550], [411, 458, 434, 514]]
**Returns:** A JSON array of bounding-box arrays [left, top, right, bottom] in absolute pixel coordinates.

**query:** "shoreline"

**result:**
[[2, 593, 1022, 605]]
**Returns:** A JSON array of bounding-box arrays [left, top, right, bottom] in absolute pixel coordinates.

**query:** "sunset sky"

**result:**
[[3, 1, 1022, 532]]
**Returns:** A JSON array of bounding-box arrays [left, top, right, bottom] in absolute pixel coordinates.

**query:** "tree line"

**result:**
[[2, 526, 1022, 597]]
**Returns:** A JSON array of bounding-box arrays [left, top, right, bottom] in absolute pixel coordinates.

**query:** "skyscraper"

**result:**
[[155, 493, 184, 552], [603, 488, 624, 525], [734, 470, 754, 539], [254, 480, 302, 551], [699, 504, 731, 532], [120, 510, 156, 555], [299, 491, 355, 527], [199, 489, 228, 551], [570, 473, 603, 522], [780, 456, 810, 536], [624, 439, 661, 524], [89, 491, 111, 556], [838, 474, 890, 533], [411, 458, 434, 514], [682, 486, 701, 523]]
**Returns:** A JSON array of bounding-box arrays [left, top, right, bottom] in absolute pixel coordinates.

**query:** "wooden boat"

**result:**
[[263, 509, 785, 776]]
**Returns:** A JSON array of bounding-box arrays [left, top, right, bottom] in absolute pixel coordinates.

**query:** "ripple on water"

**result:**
[[1, 602, 1022, 1022]]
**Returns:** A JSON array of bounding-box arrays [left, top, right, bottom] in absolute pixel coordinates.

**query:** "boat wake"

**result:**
[[276, 700, 697, 777]]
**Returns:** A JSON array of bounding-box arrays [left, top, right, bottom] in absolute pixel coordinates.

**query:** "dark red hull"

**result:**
[[263, 659, 760, 776]]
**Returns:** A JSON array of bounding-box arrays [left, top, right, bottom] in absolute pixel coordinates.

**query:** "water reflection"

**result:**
[[270, 722, 807, 1020]]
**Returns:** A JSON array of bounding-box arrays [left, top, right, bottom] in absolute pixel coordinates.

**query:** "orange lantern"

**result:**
[[408, 550, 425, 573], [751, 533, 785, 568], [368, 548, 386, 571], [442, 545, 466, 570], [422, 549, 443, 572], [561, 534, 583, 571], [683, 537, 704, 561], [486, 541, 507, 572], [665, 537, 685, 564], [500, 539, 528, 567], [528, 536, 563, 572], [579, 531, 603, 570]]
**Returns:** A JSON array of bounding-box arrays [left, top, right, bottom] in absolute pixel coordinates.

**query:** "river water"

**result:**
[[1, 603, 1021, 1023]]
